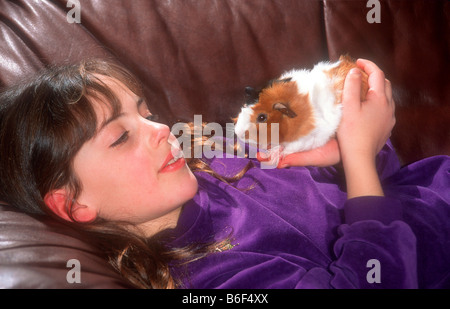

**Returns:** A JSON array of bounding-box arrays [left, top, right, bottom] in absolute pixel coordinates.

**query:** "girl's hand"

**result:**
[[338, 59, 396, 198], [256, 59, 395, 172], [337, 59, 396, 163], [273, 138, 340, 168]]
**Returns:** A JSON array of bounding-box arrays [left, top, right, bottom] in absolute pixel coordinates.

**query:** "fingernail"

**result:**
[[258, 151, 268, 159], [350, 68, 361, 76]]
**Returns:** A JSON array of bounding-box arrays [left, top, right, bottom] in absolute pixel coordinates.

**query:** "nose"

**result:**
[[145, 121, 171, 148]]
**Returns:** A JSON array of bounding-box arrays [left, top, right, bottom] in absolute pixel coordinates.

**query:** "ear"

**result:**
[[273, 102, 297, 118], [245, 86, 255, 97], [44, 189, 97, 223], [244, 86, 259, 104]]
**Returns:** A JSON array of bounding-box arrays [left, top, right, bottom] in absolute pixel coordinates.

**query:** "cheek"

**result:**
[[106, 157, 198, 220], [74, 145, 198, 223], [75, 150, 157, 207], [111, 155, 158, 199]]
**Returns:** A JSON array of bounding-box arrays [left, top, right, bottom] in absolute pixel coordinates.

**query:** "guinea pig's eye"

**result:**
[[256, 113, 268, 123]]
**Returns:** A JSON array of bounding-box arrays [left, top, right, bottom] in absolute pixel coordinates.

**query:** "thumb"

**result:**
[[342, 68, 363, 112]]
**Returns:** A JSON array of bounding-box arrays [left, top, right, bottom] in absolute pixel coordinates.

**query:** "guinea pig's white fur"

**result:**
[[277, 61, 342, 153], [235, 55, 367, 158]]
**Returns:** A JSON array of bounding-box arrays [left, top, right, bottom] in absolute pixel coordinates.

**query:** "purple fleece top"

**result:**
[[169, 141, 450, 289]]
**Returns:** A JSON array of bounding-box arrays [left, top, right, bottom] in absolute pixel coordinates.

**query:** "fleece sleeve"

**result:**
[[181, 196, 418, 289], [327, 196, 417, 288]]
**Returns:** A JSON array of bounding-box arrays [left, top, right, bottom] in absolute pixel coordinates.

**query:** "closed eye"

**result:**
[[145, 114, 159, 122], [110, 131, 129, 148]]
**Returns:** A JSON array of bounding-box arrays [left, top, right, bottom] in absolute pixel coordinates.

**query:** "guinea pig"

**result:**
[[234, 55, 369, 161]]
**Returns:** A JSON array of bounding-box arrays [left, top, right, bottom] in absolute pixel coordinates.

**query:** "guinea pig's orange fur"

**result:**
[[327, 56, 369, 102], [235, 55, 370, 154], [251, 82, 315, 145]]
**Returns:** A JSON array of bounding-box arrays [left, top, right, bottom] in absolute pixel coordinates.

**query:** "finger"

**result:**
[[278, 151, 313, 168], [342, 68, 363, 112], [356, 58, 385, 94], [384, 79, 396, 119], [278, 139, 340, 168], [356, 58, 382, 76], [384, 79, 393, 102]]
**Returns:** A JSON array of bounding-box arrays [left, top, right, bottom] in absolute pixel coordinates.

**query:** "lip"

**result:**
[[159, 147, 185, 173]]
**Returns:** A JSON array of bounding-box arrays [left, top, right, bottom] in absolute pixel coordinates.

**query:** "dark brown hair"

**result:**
[[0, 59, 251, 288]]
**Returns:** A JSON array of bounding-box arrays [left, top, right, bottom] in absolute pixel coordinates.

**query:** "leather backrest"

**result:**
[[0, 0, 448, 288]]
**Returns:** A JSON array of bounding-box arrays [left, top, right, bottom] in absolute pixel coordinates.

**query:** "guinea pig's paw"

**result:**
[[257, 145, 283, 160], [257, 151, 271, 162], [258, 145, 285, 169], [271, 144, 283, 156]]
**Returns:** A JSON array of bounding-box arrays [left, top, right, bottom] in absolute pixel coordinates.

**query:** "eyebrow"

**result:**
[[98, 97, 145, 133]]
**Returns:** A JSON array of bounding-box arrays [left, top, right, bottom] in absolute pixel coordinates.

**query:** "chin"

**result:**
[[185, 168, 199, 199], [174, 164, 199, 201]]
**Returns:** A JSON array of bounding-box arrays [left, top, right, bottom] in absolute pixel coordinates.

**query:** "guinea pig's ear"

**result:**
[[244, 86, 258, 104], [245, 86, 255, 96], [273, 102, 297, 118]]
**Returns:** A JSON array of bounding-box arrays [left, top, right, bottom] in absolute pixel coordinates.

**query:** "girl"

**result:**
[[0, 59, 448, 289]]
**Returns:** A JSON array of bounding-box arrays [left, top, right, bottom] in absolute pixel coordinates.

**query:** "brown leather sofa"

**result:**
[[0, 0, 448, 288]]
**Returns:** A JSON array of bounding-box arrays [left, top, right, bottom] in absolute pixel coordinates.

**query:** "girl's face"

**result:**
[[72, 76, 198, 235]]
